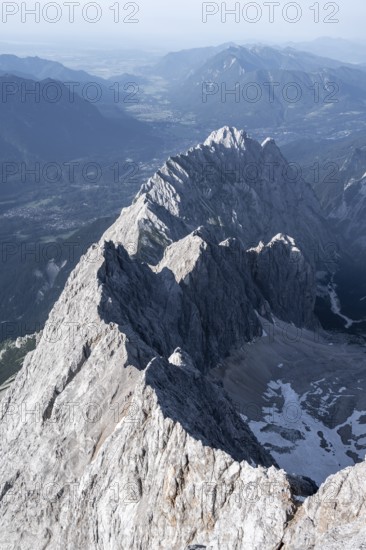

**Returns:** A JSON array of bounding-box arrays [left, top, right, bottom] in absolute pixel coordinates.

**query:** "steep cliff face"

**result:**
[[329, 149, 366, 254], [247, 234, 317, 328], [312, 144, 366, 256], [1, 127, 361, 550]]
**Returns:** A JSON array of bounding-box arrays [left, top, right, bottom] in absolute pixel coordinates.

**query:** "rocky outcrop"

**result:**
[[283, 459, 366, 549]]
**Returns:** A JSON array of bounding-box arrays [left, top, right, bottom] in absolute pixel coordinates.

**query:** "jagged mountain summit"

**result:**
[[0, 127, 364, 549], [107, 126, 330, 264]]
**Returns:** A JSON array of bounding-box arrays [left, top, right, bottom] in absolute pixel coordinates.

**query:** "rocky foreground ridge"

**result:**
[[0, 127, 365, 549]]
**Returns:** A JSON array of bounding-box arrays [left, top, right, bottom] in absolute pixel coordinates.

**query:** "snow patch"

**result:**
[[244, 380, 365, 484]]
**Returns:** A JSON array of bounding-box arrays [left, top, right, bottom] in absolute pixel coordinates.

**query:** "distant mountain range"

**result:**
[[95, 43, 366, 145], [151, 42, 237, 81], [159, 45, 366, 140], [0, 53, 104, 82], [4, 46, 366, 148], [156, 43, 357, 77]]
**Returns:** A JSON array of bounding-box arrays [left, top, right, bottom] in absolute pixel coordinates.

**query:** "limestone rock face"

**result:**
[[283, 459, 366, 549], [1, 349, 296, 550], [1, 127, 359, 550]]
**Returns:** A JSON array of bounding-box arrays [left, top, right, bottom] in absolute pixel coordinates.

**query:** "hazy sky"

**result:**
[[0, 0, 364, 51]]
